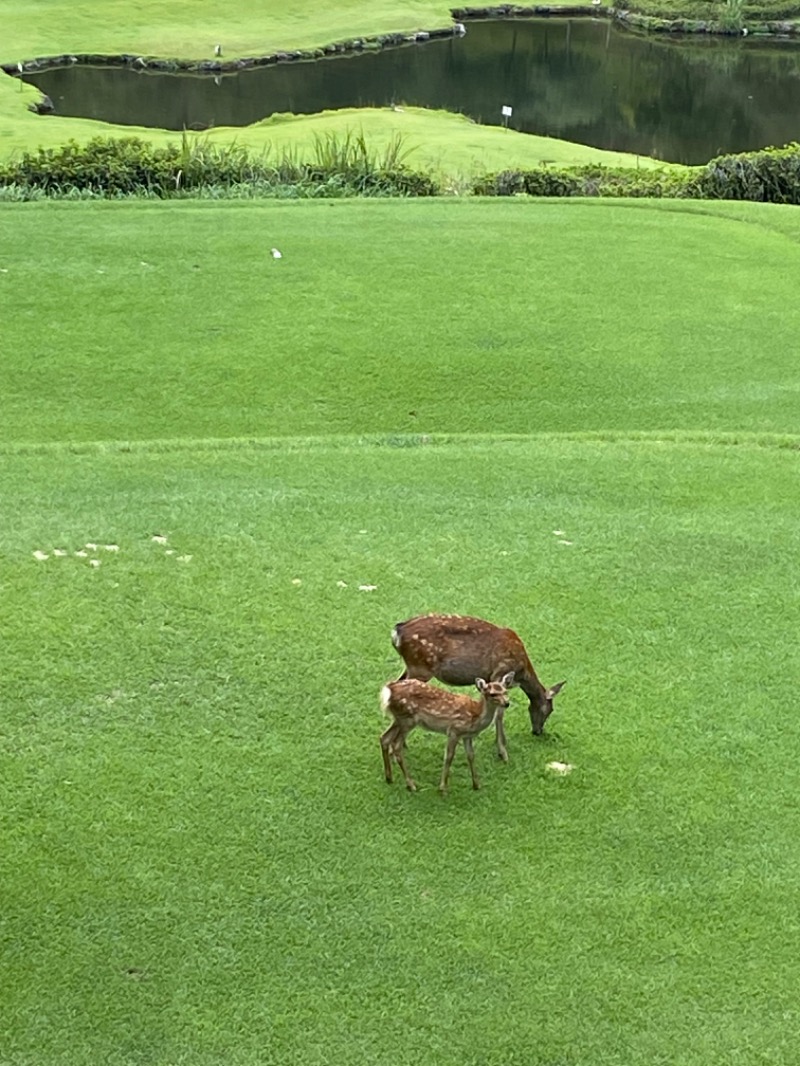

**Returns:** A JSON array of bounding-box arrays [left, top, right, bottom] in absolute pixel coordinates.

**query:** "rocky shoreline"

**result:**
[[3, 5, 799, 80]]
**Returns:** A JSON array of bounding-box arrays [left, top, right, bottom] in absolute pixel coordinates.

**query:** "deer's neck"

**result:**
[[474, 699, 498, 728]]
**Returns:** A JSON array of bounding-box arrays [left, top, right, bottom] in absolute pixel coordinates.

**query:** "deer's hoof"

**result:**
[[406, 780, 418, 792], [498, 749, 509, 763]]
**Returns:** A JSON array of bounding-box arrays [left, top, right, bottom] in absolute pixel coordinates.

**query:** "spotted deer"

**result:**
[[391, 614, 565, 759], [380, 674, 514, 793]]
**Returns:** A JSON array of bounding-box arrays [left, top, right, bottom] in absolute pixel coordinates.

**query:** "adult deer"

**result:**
[[391, 613, 565, 759], [380, 673, 514, 793]]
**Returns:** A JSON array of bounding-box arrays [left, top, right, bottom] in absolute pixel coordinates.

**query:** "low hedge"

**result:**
[[472, 165, 696, 197], [696, 143, 800, 202], [473, 144, 800, 203]]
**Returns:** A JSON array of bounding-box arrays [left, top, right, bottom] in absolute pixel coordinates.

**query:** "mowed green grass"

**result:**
[[3, 198, 800, 446], [3, 437, 800, 1066], [4, 198, 800, 1065]]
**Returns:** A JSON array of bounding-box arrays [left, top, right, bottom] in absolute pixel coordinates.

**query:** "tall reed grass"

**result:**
[[0, 131, 439, 199]]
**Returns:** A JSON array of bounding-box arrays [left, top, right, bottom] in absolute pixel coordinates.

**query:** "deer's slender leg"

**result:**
[[464, 737, 481, 790], [439, 734, 459, 794], [494, 708, 509, 763], [489, 668, 517, 759], [380, 723, 401, 783], [391, 730, 417, 791]]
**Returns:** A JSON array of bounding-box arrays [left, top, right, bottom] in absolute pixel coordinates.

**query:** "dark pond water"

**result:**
[[20, 19, 800, 164]]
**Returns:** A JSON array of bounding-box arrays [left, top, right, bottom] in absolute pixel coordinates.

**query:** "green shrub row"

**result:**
[[0, 133, 440, 198], [472, 165, 693, 198], [4, 136, 800, 203], [473, 144, 800, 203]]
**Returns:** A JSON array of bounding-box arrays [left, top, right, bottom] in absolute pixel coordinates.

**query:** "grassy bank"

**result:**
[[4, 0, 798, 65], [2, 0, 460, 64], [0, 94, 672, 175]]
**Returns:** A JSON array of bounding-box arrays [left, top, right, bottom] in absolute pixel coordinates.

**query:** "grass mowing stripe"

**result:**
[[3, 438, 800, 1065], [4, 428, 800, 457]]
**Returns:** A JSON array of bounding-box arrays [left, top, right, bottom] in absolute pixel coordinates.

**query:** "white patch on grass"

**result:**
[[557, 540, 573, 546], [74, 550, 88, 558], [336, 581, 348, 588], [176, 555, 192, 563], [85, 542, 98, 550], [358, 584, 378, 592], [165, 549, 175, 556], [553, 530, 565, 536], [152, 535, 168, 544], [546, 761, 574, 775], [89, 559, 101, 568], [104, 544, 119, 552], [33, 550, 49, 561], [292, 578, 302, 585], [52, 549, 68, 557], [271, 248, 282, 259]]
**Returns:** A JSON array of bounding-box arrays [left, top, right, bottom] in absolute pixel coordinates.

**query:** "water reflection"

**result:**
[[21, 20, 800, 164]]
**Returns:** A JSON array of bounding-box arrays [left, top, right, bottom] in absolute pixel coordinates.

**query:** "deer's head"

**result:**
[[530, 680, 566, 735], [475, 672, 515, 709]]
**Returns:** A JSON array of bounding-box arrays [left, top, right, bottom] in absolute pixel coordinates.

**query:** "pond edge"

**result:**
[[4, 4, 800, 81]]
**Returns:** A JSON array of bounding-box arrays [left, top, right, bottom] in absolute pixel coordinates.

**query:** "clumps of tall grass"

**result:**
[[717, 0, 745, 30], [0, 131, 440, 199], [309, 129, 413, 177]]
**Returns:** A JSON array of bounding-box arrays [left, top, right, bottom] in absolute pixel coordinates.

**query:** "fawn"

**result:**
[[380, 673, 514, 793], [391, 613, 565, 759]]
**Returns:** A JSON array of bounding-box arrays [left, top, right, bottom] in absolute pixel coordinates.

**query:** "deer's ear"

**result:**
[[547, 680, 566, 699], [502, 671, 516, 688], [475, 677, 488, 693]]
